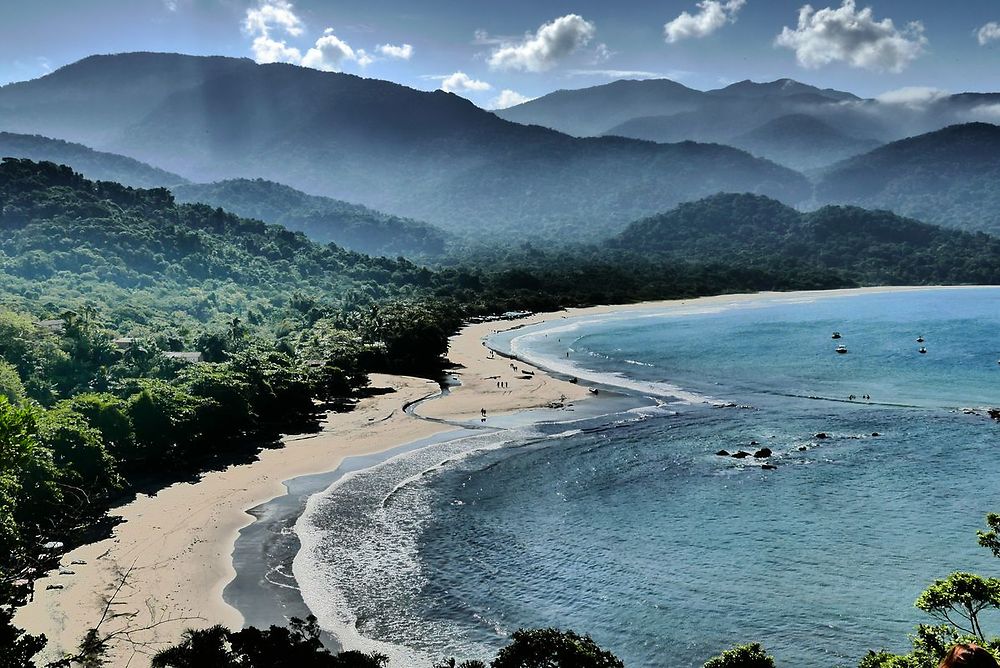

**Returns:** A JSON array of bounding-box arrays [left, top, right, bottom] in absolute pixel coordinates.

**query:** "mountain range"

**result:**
[[499, 77, 1000, 172], [0, 53, 810, 239], [4, 52, 1000, 242]]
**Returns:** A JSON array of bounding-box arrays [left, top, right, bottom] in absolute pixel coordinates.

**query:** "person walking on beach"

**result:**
[[939, 644, 999, 668]]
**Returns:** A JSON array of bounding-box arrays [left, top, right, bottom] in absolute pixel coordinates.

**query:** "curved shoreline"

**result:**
[[12, 285, 978, 666]]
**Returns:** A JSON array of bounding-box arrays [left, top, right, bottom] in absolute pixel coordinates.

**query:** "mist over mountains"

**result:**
[[0, 53, 809, 240], [2, 52, 1000, 244]]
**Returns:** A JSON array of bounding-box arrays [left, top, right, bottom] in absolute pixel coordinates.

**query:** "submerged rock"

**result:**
[[797, 445, 808, 451], [761, 464, 778, 470], [753, 448, 772, 458], [814, 432, 828, 439], [871, 432, 880, 437], [731, 451, 750, 459], [716, 450, 730, 456]]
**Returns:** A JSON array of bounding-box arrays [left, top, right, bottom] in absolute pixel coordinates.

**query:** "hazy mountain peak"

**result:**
[[707, 78, 859, 102]]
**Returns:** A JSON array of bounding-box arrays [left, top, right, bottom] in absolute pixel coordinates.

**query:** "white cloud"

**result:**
[[775, 1, 926, 72], [473, 29, 507, 46], [488, 14, 597, 72], [377, 43, 414, 60], [593, 43, 615, 63], [439, 71, 493, 93], [963, 104, 1000, 122], [243, 1, 370, 72], [250, 35, 303, 64], [490, 89, 534, 109], [567, 69, 663, 79], [978, 22, 1000, 46], [875, 86, 948, 107], [664, 0, 746, 43], [301, 28, 356, 71], [244, 0, 303, 38]]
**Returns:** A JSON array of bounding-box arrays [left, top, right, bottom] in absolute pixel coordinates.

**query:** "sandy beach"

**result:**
[[13, 285, 959, 666]]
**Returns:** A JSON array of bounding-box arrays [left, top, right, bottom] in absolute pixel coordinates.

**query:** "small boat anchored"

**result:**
[[835, 344, 848, 354], [918, 347, 928, 354], [916, 336, 925, 343], [831, 332, 842, 339]]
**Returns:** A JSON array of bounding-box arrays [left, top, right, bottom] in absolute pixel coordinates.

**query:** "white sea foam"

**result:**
[[293, 424, 606, 666], [508, 327, 720, 406]]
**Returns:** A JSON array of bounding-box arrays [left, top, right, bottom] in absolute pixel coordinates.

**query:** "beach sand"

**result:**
[[13, 285, 955, 666]]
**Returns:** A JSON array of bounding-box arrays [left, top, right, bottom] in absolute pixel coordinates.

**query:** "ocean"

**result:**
[[292, 288, 1000, 667]]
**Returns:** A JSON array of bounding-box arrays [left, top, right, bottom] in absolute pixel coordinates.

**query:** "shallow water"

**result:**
[[294, 288, 1000, 667]]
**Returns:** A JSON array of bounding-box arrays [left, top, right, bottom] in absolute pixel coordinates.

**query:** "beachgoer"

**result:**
[[939, 644, 999, 668]]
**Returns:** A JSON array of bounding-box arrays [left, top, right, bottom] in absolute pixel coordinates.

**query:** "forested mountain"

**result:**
[[0, 53, 810, 238], [814, 123, 1000, 233], [0, 158, 454, 331], [612, 193, 1000, 285], [0, 132, 187, 187], [728, 115, 881, 171], [172, 179, 449, 257]]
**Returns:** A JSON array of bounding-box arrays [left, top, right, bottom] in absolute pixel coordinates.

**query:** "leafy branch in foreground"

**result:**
[[702, 643, 776, 668]]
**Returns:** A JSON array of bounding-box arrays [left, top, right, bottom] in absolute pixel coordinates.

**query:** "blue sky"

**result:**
[[1, 1, 999, 106]]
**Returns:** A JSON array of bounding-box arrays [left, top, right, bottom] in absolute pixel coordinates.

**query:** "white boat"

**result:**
[[835, 344, 848, 354], [916, 336, 925, 343], [831, 332, 842, 339], [919, 347, 927, 354]]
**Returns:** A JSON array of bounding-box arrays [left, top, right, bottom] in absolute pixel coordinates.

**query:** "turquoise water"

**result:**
[[295, 288, 1000, 667]]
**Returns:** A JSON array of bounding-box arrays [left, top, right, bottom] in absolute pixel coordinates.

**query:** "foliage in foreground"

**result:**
[[856, 514, 1000, 668], [153, 624, 623, 668], [151, 617, 387, 668], [703, 643, 775, 668]]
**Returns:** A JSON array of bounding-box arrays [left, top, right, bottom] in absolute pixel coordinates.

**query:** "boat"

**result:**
[[916, 336, 925, 343], [919, 347, 927, 354], [831, 332, 842, 339], [835, 345, 848, 354]]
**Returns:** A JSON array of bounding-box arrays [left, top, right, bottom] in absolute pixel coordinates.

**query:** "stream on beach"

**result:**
[[275, 288, 1000, 668]]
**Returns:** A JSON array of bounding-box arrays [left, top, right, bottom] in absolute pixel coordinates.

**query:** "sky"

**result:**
[[1, 1, 1000, 107]]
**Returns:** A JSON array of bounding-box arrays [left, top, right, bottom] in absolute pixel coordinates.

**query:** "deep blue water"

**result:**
[[294, 289, 1000, 667]]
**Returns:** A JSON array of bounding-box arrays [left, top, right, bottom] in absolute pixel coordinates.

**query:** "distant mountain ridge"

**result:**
[[0, 52, 811, 239], [728, 114, 880, 171], [814, 122, 1000, 233], [498, 77, 1000, 172], [0, 132, 187, 188], [172, 179, 449, 257]]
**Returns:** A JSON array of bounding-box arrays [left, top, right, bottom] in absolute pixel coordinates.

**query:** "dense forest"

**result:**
[[612, 193, 1000, 285], [814, 123, 1000, 233]]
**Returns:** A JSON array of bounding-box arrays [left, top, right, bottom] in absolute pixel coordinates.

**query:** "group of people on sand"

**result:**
[[940, 643, 998, 667], [847, 393, 871, 401]]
